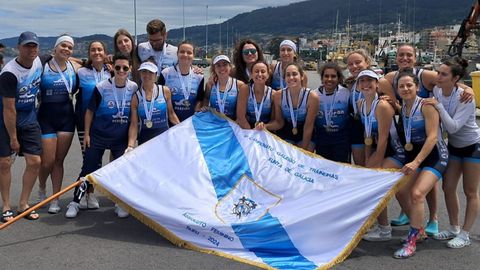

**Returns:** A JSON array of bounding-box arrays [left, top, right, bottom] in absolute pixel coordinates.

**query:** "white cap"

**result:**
[[213, 55, 231, 65], [54, 35, 74, 48], [138, 61, 158, 73], [356, 69, 380, 81], [280, 40, 297, 52]]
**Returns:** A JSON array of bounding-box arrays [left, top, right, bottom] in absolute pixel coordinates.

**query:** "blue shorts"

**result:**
[[448, 142, 480, 163], [38, 102, 75, 138], [0, 122, 42, 157]]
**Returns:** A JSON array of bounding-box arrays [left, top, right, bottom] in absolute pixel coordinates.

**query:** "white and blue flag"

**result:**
[[88, 111, 407, 270]]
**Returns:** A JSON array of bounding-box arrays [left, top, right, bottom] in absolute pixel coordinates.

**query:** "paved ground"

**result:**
[[1, 82, 479, 269]]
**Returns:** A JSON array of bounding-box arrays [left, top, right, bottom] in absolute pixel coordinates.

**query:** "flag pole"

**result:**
[[0, 180, 83, 230]]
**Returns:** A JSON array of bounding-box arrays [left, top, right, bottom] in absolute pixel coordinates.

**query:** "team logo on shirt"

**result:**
[[107, 100, 115, 109]]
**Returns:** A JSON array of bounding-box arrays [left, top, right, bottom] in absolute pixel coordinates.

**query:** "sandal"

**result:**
[[447, 235, 471, 249], [1, 210, 15, 223], [17, 207, 39, 221], [434, 229, 458, 241]]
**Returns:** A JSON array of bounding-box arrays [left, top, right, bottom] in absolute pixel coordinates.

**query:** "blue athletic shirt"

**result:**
[[281, 88, 309, 125], [88, 78, 137, 147], [246, 84, 273, 125], [159, 65, 204, 121], [314, 85, 350, 145], [136, 85, 169, 144], [360, 98, 381, 139], [0, 57, 43, 127], [270, 62, 285, 90], [76, 65, 111, 119], [209, 77, 239, 119], [40, 60, 77, 103]]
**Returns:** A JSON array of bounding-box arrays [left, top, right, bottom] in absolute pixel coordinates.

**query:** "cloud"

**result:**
[[0, 0, 304, 39]]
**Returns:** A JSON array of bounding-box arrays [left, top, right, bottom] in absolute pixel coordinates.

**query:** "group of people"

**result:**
[[0, 18, 478, 260]]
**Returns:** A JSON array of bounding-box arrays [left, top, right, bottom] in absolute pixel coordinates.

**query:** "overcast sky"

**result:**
[[0, 0, 306, 39]]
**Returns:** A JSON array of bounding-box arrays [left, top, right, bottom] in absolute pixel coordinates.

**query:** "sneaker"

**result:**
[[363, 225, 392, 242], [79, 195, 88, 210], [48, 199, 61, 214], [391, 213, 409, 226], [37, 188, 47, 205], [434, 229, 459, 241], [425, 220, 439, 236], [115, 204, 129, 218], [65, 202, 80, 218], [447, 231, 471, 249], [87, 193, 100, 209], [394, 228, 419, 259], [401, 227, 428, 244]]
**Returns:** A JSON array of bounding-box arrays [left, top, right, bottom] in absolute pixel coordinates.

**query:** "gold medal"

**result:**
[[145, 120, 153, 128], [255, 121, 260, 127], [292, 127, 298, 135], [364, 137, 373, 146], [404, 143, 413, 151], [442, 131, 448, 140], [183, 99, 190, 107]]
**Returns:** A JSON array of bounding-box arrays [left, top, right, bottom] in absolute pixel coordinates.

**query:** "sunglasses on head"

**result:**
[[114, 65, 130, 72], [242, 48, 257, 55]]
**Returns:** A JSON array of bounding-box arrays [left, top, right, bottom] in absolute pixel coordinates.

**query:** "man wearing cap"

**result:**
[[137, 19, 178, 72], [0, 31, 43, 222]]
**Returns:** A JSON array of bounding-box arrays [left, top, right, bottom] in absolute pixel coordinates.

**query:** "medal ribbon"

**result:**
[[250, 84, 268, 123], [141, 85, 158, 124], [402, 96, 422, 145], [51, 58, 73, 94]]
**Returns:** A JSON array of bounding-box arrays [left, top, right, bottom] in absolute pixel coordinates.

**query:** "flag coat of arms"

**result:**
[[89, 111, 407, 270]]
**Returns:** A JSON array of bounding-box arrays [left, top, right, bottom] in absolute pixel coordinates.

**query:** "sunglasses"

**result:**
[[114, 65, 130, 72], [242, 48, 257, 55]]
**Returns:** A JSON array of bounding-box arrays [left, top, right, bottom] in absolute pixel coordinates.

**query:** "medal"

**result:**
[[361, 96, 379, 147], [112, 79, 128, 119], [320, 86, 338, 134], [140, 85, 158, 129], [255, 121, 260, 127], [286, 87, 305, 137], [402, 96, 422, 152], [354, 113, 360, 120], [215, 78, 233, 114], [364, 137, 373, 146], [177, 65, 193, 107], [250, 84, 268, 126], [442, 131, 448, 140], [404, 143, 413, 151], [145, 120, 153, 128]]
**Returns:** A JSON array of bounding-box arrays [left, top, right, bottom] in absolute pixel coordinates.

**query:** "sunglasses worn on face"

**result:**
[[242, 48, 257, 55], [115, 65, 129, 72]]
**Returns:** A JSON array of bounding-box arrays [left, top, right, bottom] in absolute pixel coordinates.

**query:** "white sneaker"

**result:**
[[48, 199, 61, 214], [65, 202, 80, 218], [87, 193, 100, 209], [37, 188, 47, 204], [115, 204, 129, 218], [363, 225, 392, 242], [79, 195, 88, 209]]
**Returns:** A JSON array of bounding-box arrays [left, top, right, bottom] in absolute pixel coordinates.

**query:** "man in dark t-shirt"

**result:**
[[0, 32, 43, 223]]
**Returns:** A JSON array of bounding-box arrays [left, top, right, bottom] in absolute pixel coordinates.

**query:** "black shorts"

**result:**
[[350, 116, 364, 147], [405, 142, 449, 179], [448, 142, 480, 163], [0, 122, 42, 157], [38, 102, 75, 137]]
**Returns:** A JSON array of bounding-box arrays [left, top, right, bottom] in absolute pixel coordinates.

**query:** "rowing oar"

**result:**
[[0, 180, 83, 230]]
